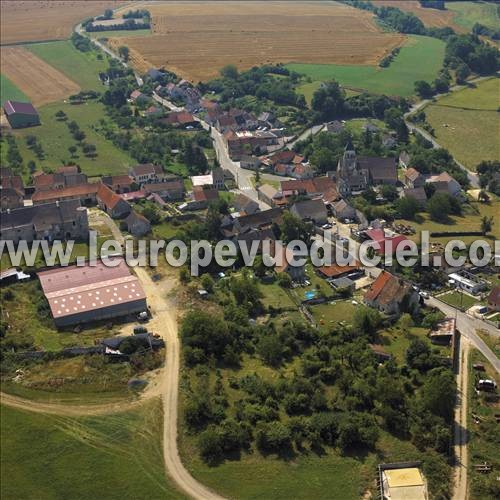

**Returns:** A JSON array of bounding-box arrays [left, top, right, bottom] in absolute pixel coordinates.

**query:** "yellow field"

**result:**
[[1, 47, 80, 106], [110, 1, 406, 81], [0, 0, 125, 45], [375, 0, 466, 32]]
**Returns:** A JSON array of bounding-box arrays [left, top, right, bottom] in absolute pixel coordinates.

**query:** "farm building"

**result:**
[[38, 258, 147, 327], [378, 462, 428, 500], [3, 100, 40, 128]]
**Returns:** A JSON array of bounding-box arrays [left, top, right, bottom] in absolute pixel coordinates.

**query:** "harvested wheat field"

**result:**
[[375, 1, 466, 32], [1, 47, 80, 106], [0, 1, 125, 45], [110, 1, 406, 81]]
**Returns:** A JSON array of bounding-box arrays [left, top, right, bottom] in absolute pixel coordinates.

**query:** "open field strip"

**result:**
[[109, 1, 405, 81], [291, 35, 445, 97], [1, 46, 80, 106], [0, 0, 126, 45]]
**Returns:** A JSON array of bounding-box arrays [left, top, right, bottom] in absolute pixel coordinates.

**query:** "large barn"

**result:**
[[3, 100, 40, 128], [38, 258, 147, 327]]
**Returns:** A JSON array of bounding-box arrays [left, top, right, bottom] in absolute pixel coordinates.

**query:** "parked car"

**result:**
[[134, 326, 148, 335]]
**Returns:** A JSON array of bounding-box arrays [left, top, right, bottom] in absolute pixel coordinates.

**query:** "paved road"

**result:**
[[286, 123, 325, 149], [426, 297, 500, 373]]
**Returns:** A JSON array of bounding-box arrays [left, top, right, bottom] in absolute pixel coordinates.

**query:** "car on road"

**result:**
[[322, 223, 333, 230], [419, 291, 430, 299]]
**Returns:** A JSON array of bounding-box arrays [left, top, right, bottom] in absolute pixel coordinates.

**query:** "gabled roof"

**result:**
[[364, 271, 412, 306], [269, 150, 296, 166], [192, 186, 219, 203], [291, 198, 327, 220], [102, 175, 134, 187], [97, 184, 127, 210], [405, 168, 421, 182], [403, 187, 427, 203], [130, 163, 163, 177], [316, 262, 360, 278], [126, 210, 150, 226], [31, 183, 99, 202], [358, 156, 397, 181], [3, 100, 38, 116], [1, 199, 83, 230], [488, 286, 500, 306], [365, 228, 411, 255]]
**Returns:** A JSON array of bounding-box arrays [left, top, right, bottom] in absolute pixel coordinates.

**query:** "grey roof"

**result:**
[[291, 199, 327, 221], [358, 156, 397, 182], [1, 200, 83, 230]]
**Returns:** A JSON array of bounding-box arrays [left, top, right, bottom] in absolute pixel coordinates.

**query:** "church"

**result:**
[[336, 141, 398, 197]]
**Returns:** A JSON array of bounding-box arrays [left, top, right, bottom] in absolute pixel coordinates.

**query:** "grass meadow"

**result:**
[[9, 100, 134, 177], [447, 1, 500, 31], [290, 35, 445, 97], [27, 40, 110, 91], [425, 78, 500, 171], [0, 401, 185, 500], [0, 74, 28, 105]]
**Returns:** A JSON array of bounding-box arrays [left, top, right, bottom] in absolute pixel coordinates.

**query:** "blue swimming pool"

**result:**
[[305, 290, 316, 300]]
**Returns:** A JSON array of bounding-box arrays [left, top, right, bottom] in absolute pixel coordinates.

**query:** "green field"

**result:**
[[448, 1, 500, 31], [0, 74, 28, 106], [289, 35, 445, 97], [27, 40, 110, 91], [9, 100, 134, 177], [425, 79, 500, 171], [0, 401, 185, 500], [89, 29, 151, 38], [396, 199, 500, 246]]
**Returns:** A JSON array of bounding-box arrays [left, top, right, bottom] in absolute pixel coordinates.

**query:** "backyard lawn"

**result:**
[[259, 281, 298, 309], [288, 35, 445, 97], [378, 326, 449, 364], [10, 100, 134, 177], [438, 291, 479, 310], [309, 300, 358, 330]]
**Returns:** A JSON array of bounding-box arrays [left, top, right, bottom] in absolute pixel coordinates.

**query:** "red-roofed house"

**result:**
[[364, 271, 419, 316], [365, 229, 413, 256], [3, 100, 40, 128], [31, 183, 100, 205], [97, 184, 131, 218]]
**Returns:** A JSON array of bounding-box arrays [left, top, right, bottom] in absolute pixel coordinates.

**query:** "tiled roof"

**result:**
[[31, 183, 99, 202], [364, 271, 411, 306], [97, 184, 125, 210]]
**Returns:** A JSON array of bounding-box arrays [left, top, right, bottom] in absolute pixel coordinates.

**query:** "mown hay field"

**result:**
[[1, 46, 80, 106], [110, 1, 406, 82], [375, 0, 466, 32], [0, 0, 125, 45], [424, 78, 500, 171]]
